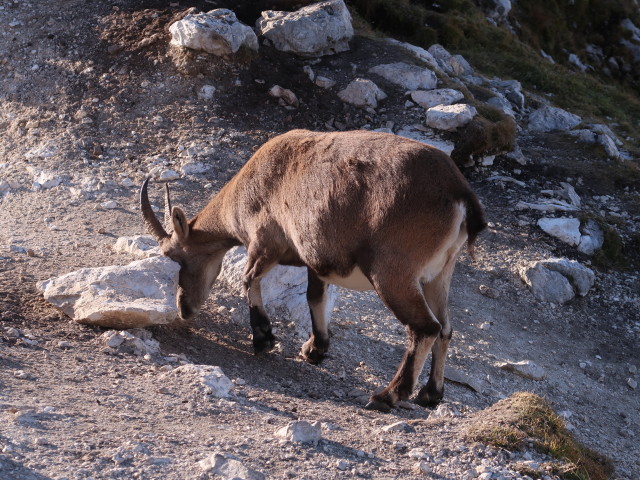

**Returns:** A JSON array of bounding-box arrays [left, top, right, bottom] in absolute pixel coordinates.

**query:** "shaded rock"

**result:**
[[425, 104, 477, 131], [315, 75, 336, 89], [427, 44, 473, 75], [409, 88, 464, 109], [537, 217, 581, 246], [369, 62, 437, 90], [276, 421, 322, 443], [32, 171, 63, 189], [198, 452, 265, 480], [113, 235, 160, 258], [431, 403, 461, 418], [181, 161, 210, 175], [598, 134, 620, 158], [268, 85, 299, 108], [478, 0, 512, 21], [385, 38, 439, 70], [577, 220, 604, 255], [37, 256, 180, 328], [102, 329, 160, 356], [219, 247, 338, 338], [444, 366, 484, 393], [395, 126, 455, 155], [381, 421, 415, 433], [169, 9, 258, 56], [337, 78, 387, 109], [167, 365, 233, 398], [198, 84, 216, 100], [486, 94, 515, 118], [499, 360, 546, 380], [540, 258, 595, 296], [527, 105, 581, 132], [257, 0, 353, 57]]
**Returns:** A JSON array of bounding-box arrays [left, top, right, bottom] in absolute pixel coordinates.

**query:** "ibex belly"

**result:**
[[320, 266, 374, 291]]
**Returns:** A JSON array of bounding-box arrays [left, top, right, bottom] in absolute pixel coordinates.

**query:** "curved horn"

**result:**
[[164, 182, 173, 234], [140, 178, 170, 241]]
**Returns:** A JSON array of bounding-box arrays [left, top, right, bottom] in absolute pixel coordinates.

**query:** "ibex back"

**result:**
[[141, 129, 486, 411]]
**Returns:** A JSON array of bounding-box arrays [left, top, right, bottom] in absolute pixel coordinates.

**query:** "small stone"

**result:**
[[380, 421, 415, 433], [57, 340, 72, 349], [628, 365, 637, 374], [158, 169, 180, 181], [479, 322, 491, 330], [101, 200, 118, 209], [198, 85, 216, 100], [479, 284, 500, 299], [315, 76, 336, 89], [408, 448, 429, 460], [268, 85, 299, 108], [275, 420, 322, 443], [499, 360, 546, 380], [14, 370, 30, 379], [336, 459, 348, 471], [198, 452, 265, 479], [628, 378, 638, 389], [5, 327, 21, 338]]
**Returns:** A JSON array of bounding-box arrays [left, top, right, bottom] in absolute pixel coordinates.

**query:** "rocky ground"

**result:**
[[1, 1, 639, 480]]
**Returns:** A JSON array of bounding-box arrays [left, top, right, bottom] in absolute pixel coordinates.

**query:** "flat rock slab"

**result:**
[[257, 0, 353, 57], [37, 256, 180, 329], [425, 104, 477, 131], [528, 105, 581, 132], [369, 62, 438, 90], [410, 88, 464, 109]]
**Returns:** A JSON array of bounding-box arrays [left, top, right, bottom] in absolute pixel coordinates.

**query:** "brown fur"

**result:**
[[141, 129, 486, 411]]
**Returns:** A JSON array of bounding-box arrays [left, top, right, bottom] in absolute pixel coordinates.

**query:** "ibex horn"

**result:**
[[140, 178, 170, 241]]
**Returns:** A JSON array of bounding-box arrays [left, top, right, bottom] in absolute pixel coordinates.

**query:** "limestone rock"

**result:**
[[113, 235, 160, 258], [539, 258, 595, 296], [499, 360, 546, 380], [257, 0, 353, 57], [527, 106, 581, 132], [537, 217, 581, 246], [520, 258, 594, 303], [199, 453, 265, 480], [395, 126, 455, 156], [337, 78, 387, 109], [369, 62, 437, 91], [219, 247, 339, 338], [385, 39, 440, 70], [427, 44, 473, 75], [409, 88, 464, 109], [577, 220, 604, 255], [169, 9, 258, 56], [268, 85, 299, 108], [425, 104, 477, 131], [276, 421, 322, 443], [380, 421, 415, 433], [37, 256, 180, 328], [167, 364, 233, 398], [479, 0, 512, 21]]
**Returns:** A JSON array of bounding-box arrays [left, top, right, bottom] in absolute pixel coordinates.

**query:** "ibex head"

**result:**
[[140, 179, 226, 320]]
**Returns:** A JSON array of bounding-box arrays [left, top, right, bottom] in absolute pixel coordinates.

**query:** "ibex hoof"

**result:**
[[416, 384, 444, 408], [253, 335, 276, 355], [300, 344, 327, 365], [364, 399, 392, 413]]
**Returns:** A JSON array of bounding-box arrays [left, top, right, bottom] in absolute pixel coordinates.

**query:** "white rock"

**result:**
[[380, 421, 415, 433], [102, 200, 118, 209], [410, 88, 464, 109], [198, 84, 216, 100], [169, 9, 258, 56], [219, 247, 338, 338], [102, 331, 125, 347], [568, 53, 587, 72], [181, 161, 210, 175], [275, 421, 322, 443], [168, 364, 232, 397], [486, 95, 515, 118], [577, 220, 604, 255], [407, 448, 430, 460], [315, 75, 336, 89], [499, 360, 546, 380], [257, 0, 353, 57], [520, 262, 575, 304], [480, 0, 511, 21], [426, 44, 472, 75], [198, 452, 264, 480], [37, 256, 180, 328], [430, 403, 460, 418], [395, 126, 455, 155], [628, 378, 638, 389], [158, 169, 180, 181], [425, 104, 477, 131], [369, 62, 438, 90], [598, 134, 620, 158], [114, 235, 161, 258], [33, 171, 63, 189], [539, 258, 595, 296], [337, 78, 387, 109], [268, 85, 299, 108], [527, 106, 581, 132], [538, 217, 581, 246]]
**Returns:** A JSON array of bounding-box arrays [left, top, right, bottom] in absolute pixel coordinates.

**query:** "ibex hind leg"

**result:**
[[300, 270, 330, 364], [243, 248, 277, 354], [365, 276, 442, 412]]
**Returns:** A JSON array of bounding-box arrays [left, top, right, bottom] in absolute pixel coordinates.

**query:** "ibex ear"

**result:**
[[171, 207, 189, 241]]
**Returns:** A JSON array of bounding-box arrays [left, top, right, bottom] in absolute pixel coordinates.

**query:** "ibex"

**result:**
[[141, 129, 486, 411]]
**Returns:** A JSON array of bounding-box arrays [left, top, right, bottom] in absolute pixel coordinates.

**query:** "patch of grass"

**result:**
[[468, 392, 613, 480]]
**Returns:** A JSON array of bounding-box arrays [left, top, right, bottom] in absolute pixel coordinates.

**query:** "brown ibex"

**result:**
[[141, 129, 486, 411]]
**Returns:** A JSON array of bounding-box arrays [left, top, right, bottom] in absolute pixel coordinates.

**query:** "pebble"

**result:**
[[101, 200, 118, 209], [14, 370, 30, 379], [380, 421, 416, 433], [57, 340, 72, 349], [628, 378, 638, 389], [276, 421, 322, 444], [416, 461, 432, 474], [629, 365, 637, 374], [336, 459, 348, 471], [5, 327, 21, 337], [479, 322, 491, 330], [158, 169, 180, 181], [479, 284, 500, 299]]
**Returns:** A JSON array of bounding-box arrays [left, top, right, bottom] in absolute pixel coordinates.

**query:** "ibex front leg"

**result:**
[[366, 277, 441, 412], [243, 247, 277, 354], [300, 270, 330, 364]]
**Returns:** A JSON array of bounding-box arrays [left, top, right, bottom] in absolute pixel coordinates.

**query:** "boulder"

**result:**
[[219, 247, 338, 338], [537, 217, 581, 246], [113, 235, 160, 258], [520, 258, 595, 303], [337, 78, 387, 109], [409, 88, 464, 109], [577, 220, 604, 255], [37, 256, 180, 328], [385, 39, 440, 71], [486, 94, 515, 118], [169, 9, 258, 56], [369, 62, 437, 90], [199, 453, 265, 480], [275, 421, 322, 444], [425, 104, 477, 131], [527, 106, 581, 132], [427, 44, 473, 75], [256, 0, 353, 57]]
